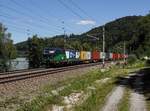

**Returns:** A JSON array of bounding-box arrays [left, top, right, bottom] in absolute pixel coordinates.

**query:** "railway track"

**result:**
[[0, 68, 45, 75], [0, 62, 106, 84]]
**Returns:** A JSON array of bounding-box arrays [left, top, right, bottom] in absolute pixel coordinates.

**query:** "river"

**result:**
[[10, 58, 29, 71]]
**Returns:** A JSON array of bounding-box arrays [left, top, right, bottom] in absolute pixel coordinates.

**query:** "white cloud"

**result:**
[[77, 20, 96, 25]]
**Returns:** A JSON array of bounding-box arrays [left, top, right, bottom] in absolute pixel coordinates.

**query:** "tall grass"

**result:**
[[74, 80, 114, 111], [17, 69, 108, 111]]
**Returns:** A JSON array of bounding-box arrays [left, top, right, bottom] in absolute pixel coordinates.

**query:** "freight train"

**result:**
[[43, 48, 128, 67]]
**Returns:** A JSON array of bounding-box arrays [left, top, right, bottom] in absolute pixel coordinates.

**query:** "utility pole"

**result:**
[[123, 41, 126, 64], [87, 25, 105, 67], [27, 29, 30, 37], [62, 21, 66, 48], [102, 26, 105, 67]]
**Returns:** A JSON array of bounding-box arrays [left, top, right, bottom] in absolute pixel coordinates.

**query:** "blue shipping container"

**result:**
[[69, 50, 76, 59]]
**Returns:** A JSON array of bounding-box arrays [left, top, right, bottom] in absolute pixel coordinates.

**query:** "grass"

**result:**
[[74, 80, 114, 111], [17, 61, 145, 111], [73, 63, 145, 111], [73, 68, 130, 111], [146, 100, 150, 111], [118, 88, 130, 111], [18, 95, 57, 111], [126, 60, 145, 69], [59, 69, 108, 96], [17, 69, 108, 111]]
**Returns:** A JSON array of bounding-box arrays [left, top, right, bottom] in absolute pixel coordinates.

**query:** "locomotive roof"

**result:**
[[44, 47, 64, 50], [44, 47, 78, 51]]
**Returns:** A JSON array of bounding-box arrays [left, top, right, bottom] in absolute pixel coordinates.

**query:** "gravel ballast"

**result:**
[[0, 65, 99, 111]]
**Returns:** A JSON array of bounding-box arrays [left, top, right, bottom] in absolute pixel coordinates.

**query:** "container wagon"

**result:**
[[43, 47, 128, 67], [91, 51, 100, 62], [80, 51, 91, 63]]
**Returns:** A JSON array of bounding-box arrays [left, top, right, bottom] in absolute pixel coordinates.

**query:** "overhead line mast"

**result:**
[[124, 41, 126, 64], [102, 26, 105, 67], [62, 21, 66, 48], [60, 0, 106, 67]]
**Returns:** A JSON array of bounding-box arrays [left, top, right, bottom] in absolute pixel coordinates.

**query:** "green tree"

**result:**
[[131, 14, 150, 58], [27, 35, 43, 68], [71, 40, 82, 50], [0, 23, 17, 72]]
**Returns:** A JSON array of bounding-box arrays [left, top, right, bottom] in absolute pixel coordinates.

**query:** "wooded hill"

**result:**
[[16, 14, 150, 58]]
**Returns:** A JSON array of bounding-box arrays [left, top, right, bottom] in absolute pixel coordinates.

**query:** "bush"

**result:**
[[127, 55, 137, 64], [146, 59, 150, 66], [0, 59, 9, 72]]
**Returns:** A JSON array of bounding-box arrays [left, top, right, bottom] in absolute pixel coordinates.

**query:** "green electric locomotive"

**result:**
[[43, 48, 66, 66], [43, 48, 79, 67]]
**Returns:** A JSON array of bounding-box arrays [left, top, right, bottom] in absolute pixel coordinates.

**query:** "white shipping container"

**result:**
[[109, 53, 113, 59], [65, 51, 70, 59], [100, 52, 106, 59], [85, 52, 91, 60], [76, 51, 80, 59]]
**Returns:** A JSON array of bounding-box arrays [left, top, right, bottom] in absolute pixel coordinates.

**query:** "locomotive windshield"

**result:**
[[43, 48, 55, 55], [43, 48, 56, 59]]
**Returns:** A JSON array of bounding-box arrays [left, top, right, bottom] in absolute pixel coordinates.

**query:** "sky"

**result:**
[[0, 0, 149, 43]]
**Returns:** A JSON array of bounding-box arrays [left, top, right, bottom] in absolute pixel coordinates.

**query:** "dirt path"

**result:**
[[129, 73, 147, 111], [130, 92, 147, 111], [101, 86, 124, 111]]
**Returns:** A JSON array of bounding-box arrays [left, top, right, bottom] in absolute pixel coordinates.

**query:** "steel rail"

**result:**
[[0, 62, 104, 84]]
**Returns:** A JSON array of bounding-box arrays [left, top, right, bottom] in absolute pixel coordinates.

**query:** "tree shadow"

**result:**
[[115, 67, 150, 100]]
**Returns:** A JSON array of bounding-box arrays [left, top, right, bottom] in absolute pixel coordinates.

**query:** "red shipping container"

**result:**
[[112, 53, 116, 60], [118, 54, 121, 59], [125, 54, 128, 58], [92, 51, 100, 61], [120, 54, 123, 59], [116, 53, 119, 59], [122, 54, 125, 59], [113, 53, 119, 60]]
